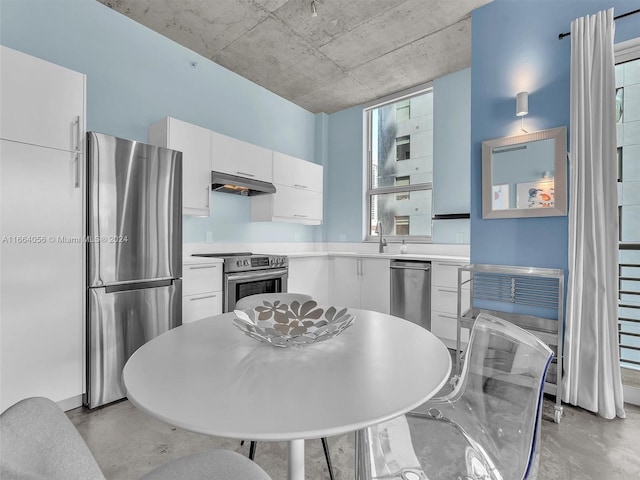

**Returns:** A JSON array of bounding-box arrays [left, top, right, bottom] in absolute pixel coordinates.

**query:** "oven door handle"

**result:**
[[226, 268, 288, 282]]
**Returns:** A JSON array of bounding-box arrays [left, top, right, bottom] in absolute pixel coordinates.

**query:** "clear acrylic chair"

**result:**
[[235, 292, 335, 480], [356, 312, 554, 480]]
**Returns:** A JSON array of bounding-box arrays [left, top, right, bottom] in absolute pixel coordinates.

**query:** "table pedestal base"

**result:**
[[287, 439, 305, 480]]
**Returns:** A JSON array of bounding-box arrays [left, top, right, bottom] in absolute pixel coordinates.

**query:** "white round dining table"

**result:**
[[123, 309, 452, 480]]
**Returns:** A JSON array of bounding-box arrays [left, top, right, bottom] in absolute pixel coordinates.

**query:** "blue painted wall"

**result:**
[[0, 0, 320, 243], [325, 106, 365, 242], [470, 0, 640, 270], [324, 74, 475, 244]]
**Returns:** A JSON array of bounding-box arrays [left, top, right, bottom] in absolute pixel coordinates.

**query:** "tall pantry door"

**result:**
[[0, 45, 85, 152], [0, 140, 84, 411]]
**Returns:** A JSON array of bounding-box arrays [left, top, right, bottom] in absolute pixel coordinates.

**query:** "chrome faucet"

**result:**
[[375, 221, 387, 253]]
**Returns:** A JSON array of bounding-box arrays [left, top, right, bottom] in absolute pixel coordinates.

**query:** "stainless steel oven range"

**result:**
[[191, 252, 288, 312]]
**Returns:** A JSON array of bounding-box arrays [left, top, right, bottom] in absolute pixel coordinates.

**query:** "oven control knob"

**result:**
[[236, 260, 242, 267], [244, 260, 250, 266]]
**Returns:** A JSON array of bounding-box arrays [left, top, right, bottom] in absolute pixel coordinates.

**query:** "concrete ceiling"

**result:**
[[99, 0, 492, 114]]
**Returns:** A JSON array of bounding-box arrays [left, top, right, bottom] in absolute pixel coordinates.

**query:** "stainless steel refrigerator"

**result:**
[[85, 132, 182, 409]]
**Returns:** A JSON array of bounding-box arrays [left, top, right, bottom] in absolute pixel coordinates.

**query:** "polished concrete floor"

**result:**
[[68, 397, 640, 479]]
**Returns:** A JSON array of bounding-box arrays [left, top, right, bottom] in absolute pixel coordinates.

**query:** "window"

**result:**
[[395, 176, 410, 200], [365, 87, 433, 242], [615, 39, 640, 389], [396, 135, 410, 160], [394, 216, 410, 235]]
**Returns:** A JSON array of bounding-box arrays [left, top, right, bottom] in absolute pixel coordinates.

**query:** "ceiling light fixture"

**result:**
[[311, 0, 318, 17]]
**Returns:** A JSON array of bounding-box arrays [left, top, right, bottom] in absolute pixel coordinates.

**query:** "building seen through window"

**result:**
[[365, 88, 433, 241]]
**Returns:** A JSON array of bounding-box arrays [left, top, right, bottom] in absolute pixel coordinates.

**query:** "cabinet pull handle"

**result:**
[[294, 214, 308, 218], [436, 288, 458, 293], [74, 115, 81, 152], [189, 265, 217, 270], [437, 313, 458, 320], [205, 186, 210, 208], [74, 153, 80, 188], [437, 263, 464, 267], [236, 171, 255, 177], [190, 294, 217, 301], [294, 184, 308, 189]]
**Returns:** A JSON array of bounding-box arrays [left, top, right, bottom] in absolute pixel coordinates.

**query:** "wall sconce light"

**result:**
[[516, 91, 528, 132], [516, 91, 528, 116], [311, 0, 318, 17]]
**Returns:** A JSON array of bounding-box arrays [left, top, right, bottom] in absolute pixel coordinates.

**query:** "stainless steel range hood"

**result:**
[[211, 171, 276, 196]]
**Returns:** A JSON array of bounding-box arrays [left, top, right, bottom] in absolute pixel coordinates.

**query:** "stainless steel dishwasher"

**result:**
[[390, 260, 431, 330]]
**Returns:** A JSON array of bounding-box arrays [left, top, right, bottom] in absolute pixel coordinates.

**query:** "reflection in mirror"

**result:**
[[492, 138, 555, 210], [482, 126, 567, 219]]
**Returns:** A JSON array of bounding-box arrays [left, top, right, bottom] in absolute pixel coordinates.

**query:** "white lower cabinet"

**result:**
[[182, 260, 223, 323], [330, 257, 390, 314], [431, 260, 469, 349], [287, 256, 329, 305]]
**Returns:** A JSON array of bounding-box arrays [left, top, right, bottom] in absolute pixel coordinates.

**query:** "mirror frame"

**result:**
[[482, 126, 567, 219]]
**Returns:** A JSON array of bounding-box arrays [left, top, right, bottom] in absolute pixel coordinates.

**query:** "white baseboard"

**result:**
[[623, 384, 640, 407], [58, 394, 83, 412]]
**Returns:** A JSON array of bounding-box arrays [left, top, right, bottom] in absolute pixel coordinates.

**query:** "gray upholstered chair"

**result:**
[[234, 292, 335, 480], [235, 292, 313, 310], [0, 396, 272, 480]]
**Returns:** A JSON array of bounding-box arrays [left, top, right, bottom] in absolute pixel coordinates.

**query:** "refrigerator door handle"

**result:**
[[105, 278, 174, 293]]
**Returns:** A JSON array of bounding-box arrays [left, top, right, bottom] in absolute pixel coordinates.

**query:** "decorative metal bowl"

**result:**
[[233, 300, 355, 347]]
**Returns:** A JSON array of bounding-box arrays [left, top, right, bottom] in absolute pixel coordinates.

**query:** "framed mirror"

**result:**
[[482, 126, 567, 219]]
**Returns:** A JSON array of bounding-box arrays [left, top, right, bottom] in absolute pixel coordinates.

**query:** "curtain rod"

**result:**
[[558, 8, 640, 39]]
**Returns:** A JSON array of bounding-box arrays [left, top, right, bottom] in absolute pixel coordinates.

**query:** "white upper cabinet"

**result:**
[[251, 151, 323, 224], [273, 151, 323, 191], [149, 117, 211, 216], [211, 130, 272, 183], [0, 45, 85, 153]]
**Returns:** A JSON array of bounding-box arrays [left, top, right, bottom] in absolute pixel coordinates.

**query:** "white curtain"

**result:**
[[564, 8, 625, 419]]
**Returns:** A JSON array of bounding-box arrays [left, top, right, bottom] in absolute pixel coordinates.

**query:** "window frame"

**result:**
[[615, 37, 640, 387], [363, 84, 434, 243]]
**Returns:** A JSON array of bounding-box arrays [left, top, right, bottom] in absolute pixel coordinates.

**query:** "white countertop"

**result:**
[[285, 251, 469, 262], [183, 256, 224, 265], [183, 242, 470, 264]]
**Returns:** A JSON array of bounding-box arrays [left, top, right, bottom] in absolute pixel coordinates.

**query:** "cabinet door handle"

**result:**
[[188, 265, 218, 270], [436, 288, 458, 293], [205, 186, 210, 208], [437, 313, 458, 320], [74, 153, 80, 188], [293, 184, 308, 189], [190, 294, 217, 301], [437, 263, 464, 267], [74, 115, 81, 152], [236, 171, 255, 178], [294, 214, 308, 218]]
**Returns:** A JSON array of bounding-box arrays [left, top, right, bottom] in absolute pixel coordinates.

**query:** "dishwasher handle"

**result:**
[[390, 262, 431, 271]]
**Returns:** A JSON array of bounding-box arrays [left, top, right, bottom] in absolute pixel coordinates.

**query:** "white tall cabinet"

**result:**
[[0, 46, 86, 412]]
